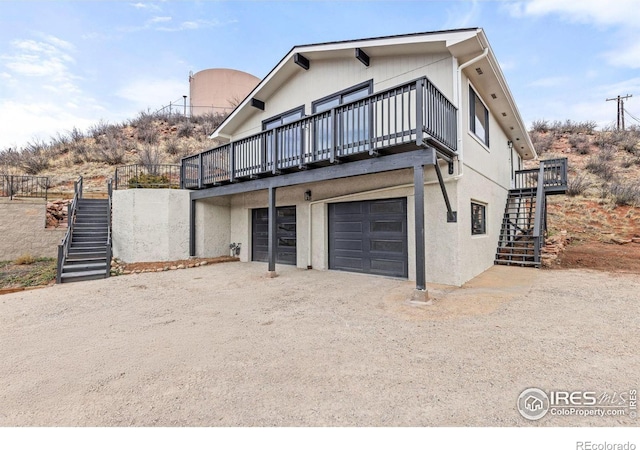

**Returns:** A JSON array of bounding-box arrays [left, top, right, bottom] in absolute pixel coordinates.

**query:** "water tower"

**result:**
[[188, 68, 260, 117]]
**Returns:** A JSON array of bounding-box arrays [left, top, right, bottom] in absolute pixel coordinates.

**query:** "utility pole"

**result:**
[[606, 94, 633, 130]]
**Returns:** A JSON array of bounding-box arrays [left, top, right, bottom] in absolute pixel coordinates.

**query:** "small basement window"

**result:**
[[469, 86, 489, 147], [471, 202, 486, 235]]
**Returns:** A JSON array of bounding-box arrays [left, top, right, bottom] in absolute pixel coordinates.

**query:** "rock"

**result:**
[[169, 266, 177, 270], [200, 261, 208, 266], [611, 237, 632, 245], [632, 238, 640, 244], [177, 264, 185, 269], [156, 268, 163, 272], [187, 264, 194, 268]]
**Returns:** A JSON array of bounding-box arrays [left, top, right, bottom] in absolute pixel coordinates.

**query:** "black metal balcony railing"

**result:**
[[1, 174, 49, 200], [182, 77, 458, 189], [114, 164, 181, 190], [514, 158, 568, 191]]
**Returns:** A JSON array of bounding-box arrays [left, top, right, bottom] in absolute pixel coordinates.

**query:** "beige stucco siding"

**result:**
[[205, 167, 460, 286], [194, 197, 231, 258], [232, 53, 454, 140]]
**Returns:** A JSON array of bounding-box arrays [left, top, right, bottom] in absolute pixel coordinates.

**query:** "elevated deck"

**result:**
[[181, 77, 457, 191]]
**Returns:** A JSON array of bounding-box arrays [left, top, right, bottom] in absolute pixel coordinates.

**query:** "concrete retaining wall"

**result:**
[[112, 189, 190, 263], [0, 198, 66, 260]]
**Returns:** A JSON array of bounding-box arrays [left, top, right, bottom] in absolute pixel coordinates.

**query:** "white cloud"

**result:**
[[150, 16, 172, 23], [603, 41, 640, 69], [445, 0, 480, 29], [510, 0, 640, 28], [528, 76, 570, 88], [0, 35, 106, 149], [116, 78, 187, 112], [131, 2, 162, 11], [2, 36, 77, 81], [0, 100, 97, 150]]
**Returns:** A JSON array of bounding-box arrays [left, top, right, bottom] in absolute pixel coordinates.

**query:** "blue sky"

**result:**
[[1, 0, 640, 149]]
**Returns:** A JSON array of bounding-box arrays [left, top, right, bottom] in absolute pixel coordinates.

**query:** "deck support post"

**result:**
[[267, 186, 277, 275], [413, 164, 426, 292], [189, 198, 196, 257]]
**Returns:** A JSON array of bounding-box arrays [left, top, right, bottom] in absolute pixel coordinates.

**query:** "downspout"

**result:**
[[455, 47, 488, 177]]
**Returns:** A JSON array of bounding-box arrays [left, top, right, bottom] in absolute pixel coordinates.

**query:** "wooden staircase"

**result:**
[[57, 177, 112, 283], [495, 158, 568, 268]]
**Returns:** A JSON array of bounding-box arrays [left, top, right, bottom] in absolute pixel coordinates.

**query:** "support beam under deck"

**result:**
[[414, 165, 426, 292], [267, 186, 277, 275]]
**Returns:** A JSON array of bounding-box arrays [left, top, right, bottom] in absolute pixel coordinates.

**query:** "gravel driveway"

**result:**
[[0, 262, 637, 426]]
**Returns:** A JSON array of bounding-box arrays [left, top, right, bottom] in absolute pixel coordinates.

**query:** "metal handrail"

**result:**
[[532, 163, 546, 264], [56, 176, 82, 283], [114, 164, 181, 190], [106, 178, 113, 278], [1, 174, 49, 200], [182, 76, 458, 189], [514, 158, 568, 190]]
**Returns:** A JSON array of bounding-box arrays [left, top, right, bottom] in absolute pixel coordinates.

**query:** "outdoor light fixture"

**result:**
[[355, 48, 370, 67], [304, 190, 312, 201], [294, 53, 310, 70]]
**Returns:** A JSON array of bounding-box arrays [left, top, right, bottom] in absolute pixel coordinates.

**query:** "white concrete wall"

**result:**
[[232, 52, 454, 140], [0, 198, 66, 260], [113, 189, 190, 263]]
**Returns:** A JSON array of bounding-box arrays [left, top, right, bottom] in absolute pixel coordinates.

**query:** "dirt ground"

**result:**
[[555, 241, 640, 273], [0, 262, 638, 427]]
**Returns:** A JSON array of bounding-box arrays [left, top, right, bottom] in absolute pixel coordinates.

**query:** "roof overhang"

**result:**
[[211, 28, 536, 160]]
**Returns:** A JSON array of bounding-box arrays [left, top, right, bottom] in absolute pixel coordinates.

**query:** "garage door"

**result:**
[[329, 198, 408, 278], [252, 206, 296, 265]]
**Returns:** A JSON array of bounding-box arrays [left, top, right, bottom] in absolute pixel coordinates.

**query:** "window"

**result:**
[[262, 106, 305, 169], [262, 106, 304, 131], [471, 202, 486, 235], [312, 80, 373, 156], [312, 80, 372, 114], [469, 86, 489, 147]]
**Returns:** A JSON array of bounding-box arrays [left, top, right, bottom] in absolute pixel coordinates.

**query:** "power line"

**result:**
[[606, 94, 633, 130], [623, 108, 640, 125]]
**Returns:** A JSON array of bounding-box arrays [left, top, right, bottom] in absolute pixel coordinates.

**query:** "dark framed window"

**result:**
[[312, 80, 373, 156], [471, 202, 486, 235], [312, 80, 373, 113], [469, 86, 489, 147], [262, 105, 305, 131]]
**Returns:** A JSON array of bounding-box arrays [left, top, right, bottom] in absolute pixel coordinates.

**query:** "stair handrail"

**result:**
[[106, 178, 113, 278], [56, 176, 83, 283], [532, 162, 546, 264]]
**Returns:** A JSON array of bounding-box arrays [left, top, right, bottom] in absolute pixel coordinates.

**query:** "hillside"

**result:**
[[0, 111, 226, 193], [528, 120, 640, 272], [1, 115, 640, 271]]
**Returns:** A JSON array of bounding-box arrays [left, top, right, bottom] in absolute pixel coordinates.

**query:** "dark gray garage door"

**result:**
[[252, 206, 297, 265], [329, 198, 408, 278]]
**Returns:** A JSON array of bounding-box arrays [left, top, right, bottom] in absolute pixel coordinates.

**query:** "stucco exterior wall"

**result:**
[[231, 52, 454, 140], [194, 197, 231, 258], [0, 199, 66, 260], [198, 167, 461, 285], [112, 189, 190, 263]]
